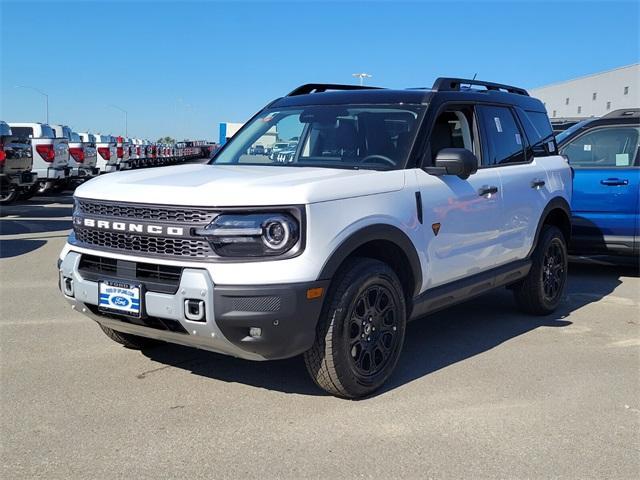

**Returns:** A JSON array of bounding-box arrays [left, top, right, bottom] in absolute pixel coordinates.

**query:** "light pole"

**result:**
[[352, 73, 372, 86], [15, 85, 49, 123], [109, 104, 128, 137]]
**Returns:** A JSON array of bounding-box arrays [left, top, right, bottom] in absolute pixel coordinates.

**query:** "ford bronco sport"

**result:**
[[59, 78, 572, 398]]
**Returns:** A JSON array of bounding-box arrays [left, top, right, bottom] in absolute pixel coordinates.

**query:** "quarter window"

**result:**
[[478, 106, 526, 165], [560, 127, 640, 168]]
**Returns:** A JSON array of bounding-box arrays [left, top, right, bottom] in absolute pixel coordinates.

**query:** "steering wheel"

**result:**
[[359, 154, 396, 167]]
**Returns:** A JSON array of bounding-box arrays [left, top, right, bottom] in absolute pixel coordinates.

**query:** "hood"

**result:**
[[74, 164, 406, 206]]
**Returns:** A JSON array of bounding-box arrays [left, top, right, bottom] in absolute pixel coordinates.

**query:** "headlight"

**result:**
[[196, 212, 301, 257]]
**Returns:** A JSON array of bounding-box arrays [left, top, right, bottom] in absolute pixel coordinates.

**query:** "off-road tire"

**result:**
[[513, 225, 568, 315], [99, 324, 160, 349], [304, 258, 407, 399]]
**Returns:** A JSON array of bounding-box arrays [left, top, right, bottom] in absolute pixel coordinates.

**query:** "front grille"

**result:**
[[78, 254, 183, 294], [136, 262, 182, 284], [73, 199, 217, 259], [77, 199, 215, 224], [78, 254, 117, 275], [75, 228, 214, 258]]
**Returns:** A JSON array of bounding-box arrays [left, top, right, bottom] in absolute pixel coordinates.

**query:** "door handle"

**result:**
[[531, 179, 546, 189], [600, 178, 629, 186], [478, 185, 498, 196]]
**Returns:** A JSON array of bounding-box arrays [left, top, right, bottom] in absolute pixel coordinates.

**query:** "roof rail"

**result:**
[[432, 77, 529, 96], [602, 108, 640, 119], [287, 83, 383, 96]]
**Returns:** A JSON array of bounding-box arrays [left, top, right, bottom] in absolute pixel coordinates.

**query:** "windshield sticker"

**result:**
[[494, 117, 503, 133], [616, 153, 630, 166], [515, 133, 522, 145], [584, 144, 592, 151]]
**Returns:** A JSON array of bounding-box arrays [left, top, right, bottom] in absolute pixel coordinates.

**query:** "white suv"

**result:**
[[59, 79, 572, 398]]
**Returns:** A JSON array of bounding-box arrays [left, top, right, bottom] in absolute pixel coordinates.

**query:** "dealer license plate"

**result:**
[[98, 280, 142, 317]]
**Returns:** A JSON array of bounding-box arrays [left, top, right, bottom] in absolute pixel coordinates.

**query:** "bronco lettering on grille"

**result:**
[[74, 217, 185, 236]]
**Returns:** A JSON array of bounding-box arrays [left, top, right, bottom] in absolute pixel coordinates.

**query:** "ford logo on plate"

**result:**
[[111, 296, 130, 307]]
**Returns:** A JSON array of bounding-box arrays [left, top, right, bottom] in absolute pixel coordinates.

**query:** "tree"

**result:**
[[156, 136, 176, 144]]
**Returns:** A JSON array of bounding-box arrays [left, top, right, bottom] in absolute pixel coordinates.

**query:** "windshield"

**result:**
[[556, 119, 594, 144], [212, 105, 425, 170]]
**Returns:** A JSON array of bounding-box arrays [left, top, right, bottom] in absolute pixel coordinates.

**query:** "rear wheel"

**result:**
[[513, 225, 568, 315], [304, 258, 406, 398], [99, 324, 161, 349], [0, 185, 19, 204]]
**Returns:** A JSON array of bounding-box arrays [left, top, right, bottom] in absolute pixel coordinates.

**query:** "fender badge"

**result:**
[[432, 223, 441, 236]]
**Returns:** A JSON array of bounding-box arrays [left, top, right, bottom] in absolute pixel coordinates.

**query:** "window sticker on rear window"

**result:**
[[494, 117, 503, 133], [616, 154, 630, 166], [515, 133, 522, 145], [583, 144, 591, 151]]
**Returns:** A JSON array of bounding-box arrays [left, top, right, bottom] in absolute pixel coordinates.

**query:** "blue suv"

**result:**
[[556, 109, 639, 257]]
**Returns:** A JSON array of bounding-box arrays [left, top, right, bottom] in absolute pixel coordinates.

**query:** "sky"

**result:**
[[1, 0, 638, 142]]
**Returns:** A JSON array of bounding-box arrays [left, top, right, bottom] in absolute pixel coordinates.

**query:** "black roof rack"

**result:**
[[603, 108, 640, 119], [287, 83, 383, 96], [432, 77, 529, 96]]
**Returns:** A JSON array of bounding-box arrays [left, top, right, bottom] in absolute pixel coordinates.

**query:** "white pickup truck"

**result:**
[[0, 121, 37, 203], [51, 125, 98, 188], [8, 122, 69, 196], [69, 131, 99, 181], [94, 134, 118, 173], [115, 136, 131, 170]]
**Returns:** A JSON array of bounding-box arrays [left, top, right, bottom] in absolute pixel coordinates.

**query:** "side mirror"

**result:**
[[425, 148, 478, 179]]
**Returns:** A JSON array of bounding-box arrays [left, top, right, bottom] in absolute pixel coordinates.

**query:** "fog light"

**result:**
[[184, 299, 205, 322], [63, 277, 74, 297], [249, 327, 262, 338]]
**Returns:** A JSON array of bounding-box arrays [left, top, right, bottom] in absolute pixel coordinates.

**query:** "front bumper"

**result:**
[[59, 251, 328, 360]]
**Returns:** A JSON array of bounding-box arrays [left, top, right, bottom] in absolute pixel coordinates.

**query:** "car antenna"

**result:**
[[472, 73, 477, 80]]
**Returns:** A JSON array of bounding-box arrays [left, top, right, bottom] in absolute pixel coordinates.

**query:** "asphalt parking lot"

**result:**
[[1, 192, 639, 479]]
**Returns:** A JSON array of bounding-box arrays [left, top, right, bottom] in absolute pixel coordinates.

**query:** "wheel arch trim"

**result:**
[[317, 223, 423, 297], [528, 196, 572, 258]]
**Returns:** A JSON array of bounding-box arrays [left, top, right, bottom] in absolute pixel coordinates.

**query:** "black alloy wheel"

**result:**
[[347, 284, 401, 378]]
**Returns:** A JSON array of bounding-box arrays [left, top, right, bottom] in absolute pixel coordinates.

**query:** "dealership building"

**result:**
[[530, 63, 639, 119], [219, 121, 277, 147]]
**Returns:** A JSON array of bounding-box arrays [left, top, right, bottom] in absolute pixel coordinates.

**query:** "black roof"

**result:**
[[269, 78, 545, 111], [270, 88, 434, 107], [602, 108, 640, 119], [555, 109, 640, 145]]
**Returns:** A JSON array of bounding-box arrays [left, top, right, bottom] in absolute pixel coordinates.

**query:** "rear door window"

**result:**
[[477, 105, 526, 166], [560, 126, 640, 167]]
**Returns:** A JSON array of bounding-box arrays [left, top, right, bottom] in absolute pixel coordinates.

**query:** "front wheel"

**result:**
[[304, 258, 406, 399], [513, 225, 568, 315]]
